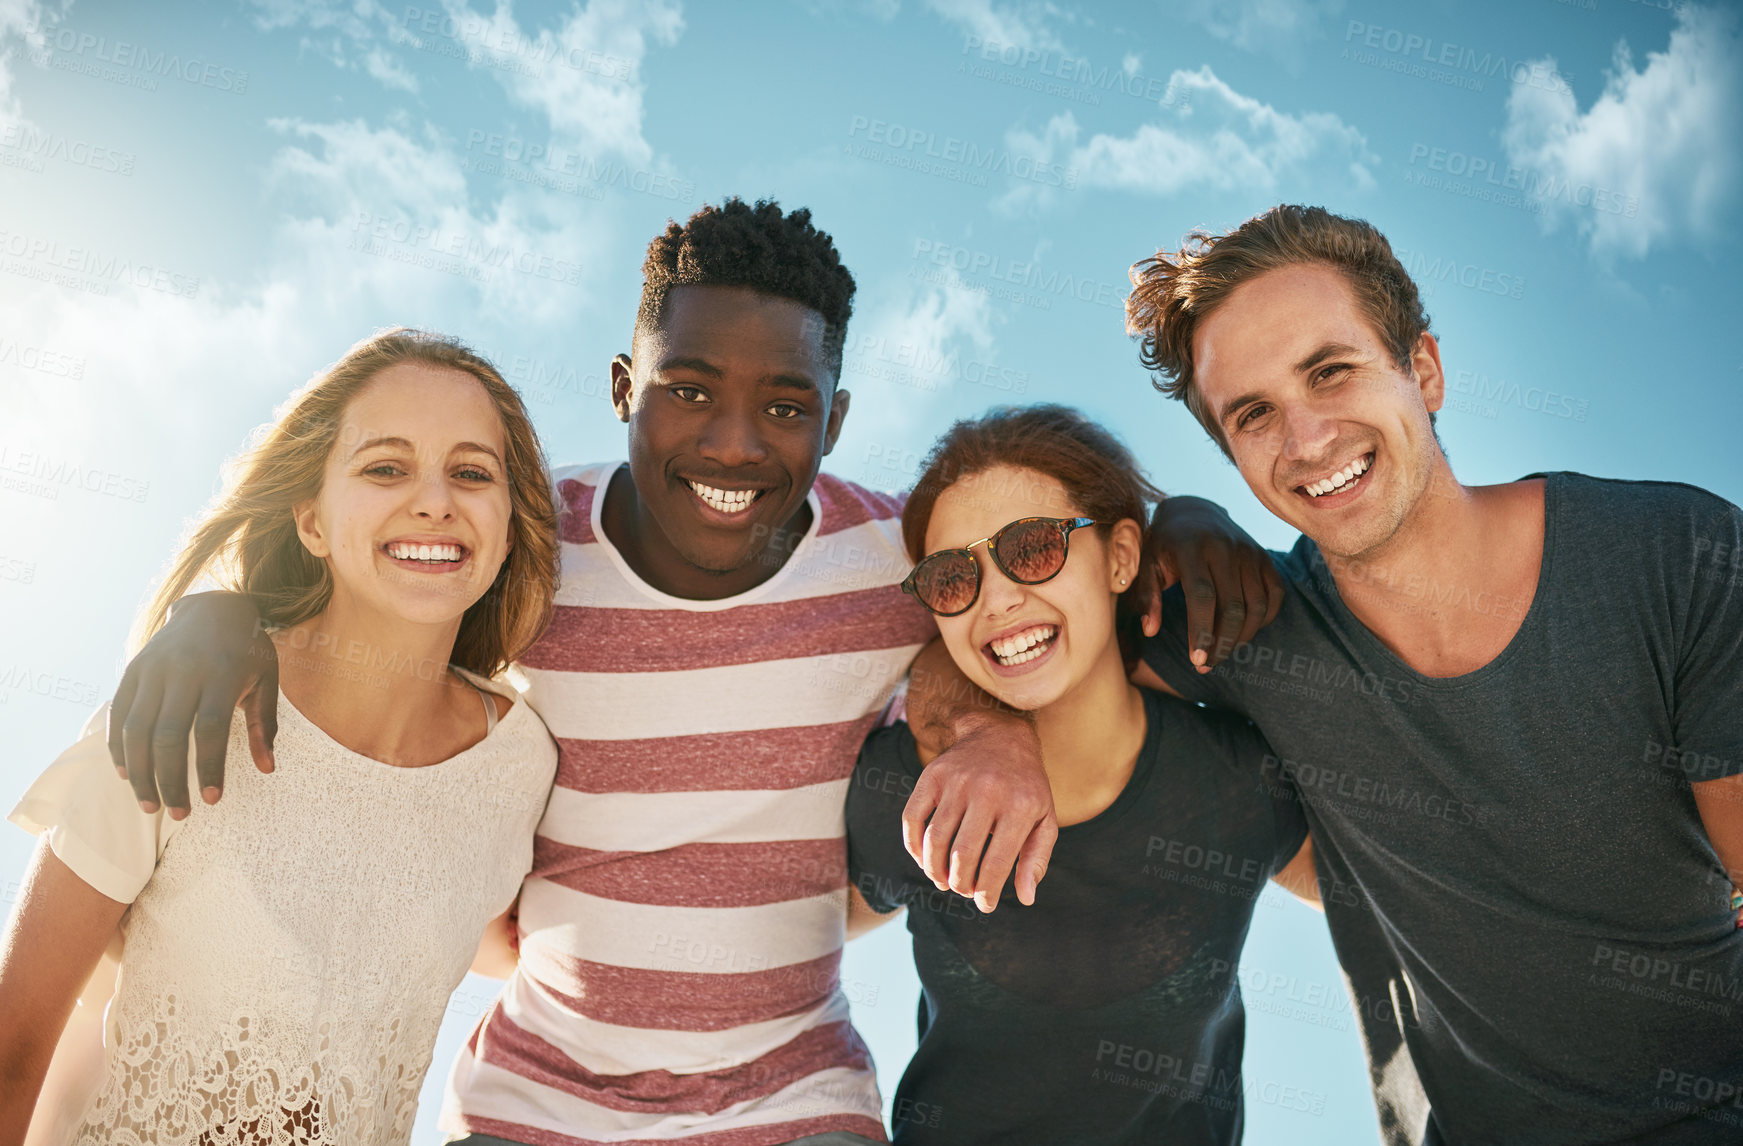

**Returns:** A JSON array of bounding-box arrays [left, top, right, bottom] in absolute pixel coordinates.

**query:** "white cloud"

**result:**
[[1177, 0, 1344, 66], [1501, 2, 1741, 261], [248, 0, 684, 166], [923, 0, 1067, 53], [838, 277, 1000, 445], [0, 0, 48, 127], [363, 46, 418, 92], [999, 65, 1375, 209], [430, 0, 683, 164]]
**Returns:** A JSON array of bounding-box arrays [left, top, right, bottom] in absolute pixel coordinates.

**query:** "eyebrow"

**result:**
[[1217, 341, 1367, 428], [1293, 341, 1364, 375], [656, 355, 723, 379], [349, 436, 502, 464], [657, 356, 818, 394]]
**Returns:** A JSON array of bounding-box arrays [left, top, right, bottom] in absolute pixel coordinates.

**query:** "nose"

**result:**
[[409, 470, 458, 523], [1279, 400, 1338, 466], [696, 404, 770, 468], [977, 551, 1026, 618]]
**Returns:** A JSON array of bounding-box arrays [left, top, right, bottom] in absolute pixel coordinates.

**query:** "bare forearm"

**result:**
[[1693, 775, 1743, 889], [906, 638, 1030, 762], [0, 844, 126, 1146]]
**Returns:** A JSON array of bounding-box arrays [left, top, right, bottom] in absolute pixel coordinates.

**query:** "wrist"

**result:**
[[946, 706, 1036, 746]]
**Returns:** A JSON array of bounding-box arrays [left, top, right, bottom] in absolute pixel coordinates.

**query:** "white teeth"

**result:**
[[687, 480, 761, 514], [990, 625, 1058, 665], [1305, 454, 1371, 498], [388, 542, 463, 562]]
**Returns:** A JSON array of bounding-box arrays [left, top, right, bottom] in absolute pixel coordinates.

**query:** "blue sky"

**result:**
[[1, 0, 1739, 1141]]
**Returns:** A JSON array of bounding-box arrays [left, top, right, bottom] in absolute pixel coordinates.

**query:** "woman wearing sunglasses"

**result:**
[[846, 404, 1316, 1145]]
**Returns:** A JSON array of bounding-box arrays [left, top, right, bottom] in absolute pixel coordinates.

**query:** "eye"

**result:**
[[1314, 363, 1348, 385], [454, 465, 495, 482], [671, 385, 708, 404], [768, 402, 804, 419], [1235, 404, 1271, 431], [362, 462, 405, 478]]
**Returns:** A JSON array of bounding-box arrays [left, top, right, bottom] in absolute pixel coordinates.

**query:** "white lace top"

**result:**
[[9, 672, 557, 1146]]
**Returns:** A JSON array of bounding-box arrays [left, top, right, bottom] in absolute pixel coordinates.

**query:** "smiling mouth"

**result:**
[[1297, 452, 1374, 500], [986, 624, 1058, 667], [686, 479, 769, 515], [382, 541, 469, 567]]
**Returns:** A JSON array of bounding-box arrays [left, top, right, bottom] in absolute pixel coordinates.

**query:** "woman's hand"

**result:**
[[1139, 496, 1283, 672], [107, 592, 278, 818]]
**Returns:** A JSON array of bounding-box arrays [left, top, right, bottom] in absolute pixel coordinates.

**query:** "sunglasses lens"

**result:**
[[912, 551, 979, 615], [996, 519, 1069, 583]]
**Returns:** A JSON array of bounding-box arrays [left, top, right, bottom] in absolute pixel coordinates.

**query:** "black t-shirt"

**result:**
[[1143, 473, 1743, 1145], [847, 687, 1307, 1145]]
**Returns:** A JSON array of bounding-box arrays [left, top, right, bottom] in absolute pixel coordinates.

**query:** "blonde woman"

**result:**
[[0, 330, 561, 1145]]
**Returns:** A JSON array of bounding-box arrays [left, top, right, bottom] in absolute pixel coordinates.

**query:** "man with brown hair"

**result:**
[[1121, 204, 1743, 1143]]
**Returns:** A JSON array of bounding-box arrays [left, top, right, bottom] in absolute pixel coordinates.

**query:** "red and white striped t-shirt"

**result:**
[[441, 462, 935, 1146]]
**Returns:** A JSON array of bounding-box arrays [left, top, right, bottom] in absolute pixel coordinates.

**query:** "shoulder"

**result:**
[[1539, 471, 1741, 529], [852, 721, 922, 793], [1143, 687, 1273, 772], [813, 471, 907, 538], [549, 460, 618, 491], [546, 461, 620, 546]]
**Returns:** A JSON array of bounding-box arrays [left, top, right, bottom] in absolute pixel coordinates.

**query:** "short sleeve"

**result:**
[[1139, 584, 1237, 708], [1672, 494, 1743, 775], [8, 704, 180, 903], [846, 722, 927, 914]]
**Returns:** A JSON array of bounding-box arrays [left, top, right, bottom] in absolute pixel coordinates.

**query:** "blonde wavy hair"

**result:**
[[133, 328, 559, 678]]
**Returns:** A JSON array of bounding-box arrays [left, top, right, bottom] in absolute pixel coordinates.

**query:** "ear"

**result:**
[[1410, 332, 1445, 415], [821, 387, 851, 457], [1107, 518, 1143, 591], [610, 353, 634, 424], [292, 499, 330, 559]]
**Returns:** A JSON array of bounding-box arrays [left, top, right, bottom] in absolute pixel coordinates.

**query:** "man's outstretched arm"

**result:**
[[903, 638, 1053, 914], [107, 591, 278, 818]]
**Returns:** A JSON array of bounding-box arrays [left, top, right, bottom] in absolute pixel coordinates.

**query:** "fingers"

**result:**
[[1260, 561, 1285, 628], [1234, 565, 1270, 651], [120, 676, 166, 813], [971, 820, 1027, 913], [921, 799, 966, 891], [902, 770, 941, 868], [945, 808, 994, 898], [1184, 574, 1218, 673], [107, 664, 142, 780], [1208, 563, 1249, 670], [150, 676, 203, 820], [242, 644, 279, 774], [1136, 563, 1162, 640], [192, 689, 236, 804], [1012, 814, 1059, 906], [245, 627, 279, 773]]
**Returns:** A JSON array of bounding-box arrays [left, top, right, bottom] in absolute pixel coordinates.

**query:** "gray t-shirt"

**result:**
[[1143, 473, 1743, 1145]]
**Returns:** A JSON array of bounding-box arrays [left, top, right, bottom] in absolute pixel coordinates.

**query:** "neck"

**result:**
[[601, 464, 812, 600], [1030, 640, 1147, 827], [1326, 458, 1480, 605], [273, 589, 472, 763], [1319, 458, 1546, 676]]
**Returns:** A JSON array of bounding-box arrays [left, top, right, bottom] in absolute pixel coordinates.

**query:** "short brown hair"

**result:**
[[1126, 205, 1431, 455], [136, 329, 559, 679], [902, 404, 1162, 663]]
